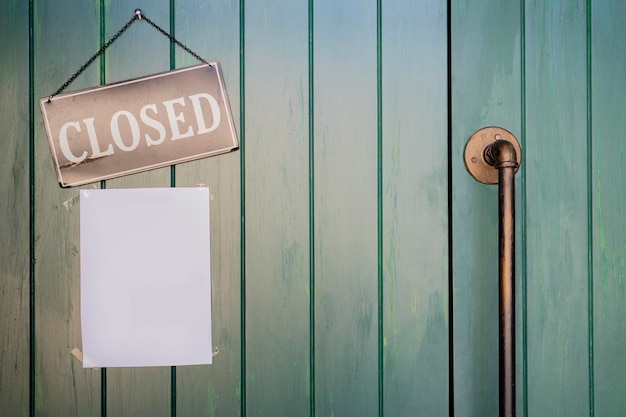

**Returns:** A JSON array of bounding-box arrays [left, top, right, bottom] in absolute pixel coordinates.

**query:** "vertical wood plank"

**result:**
[[33, 1, 101, 415], [174, 1, 242, 416], [592, 1, 626, 415], [243, 1, 311, 416], [0, 1, 30, 416], [451, 1, 522, 415], [525, 1, 590, 415], [103, 3, 172, 417], [381, 0, 449, 415], [313, 2, 379, 416]]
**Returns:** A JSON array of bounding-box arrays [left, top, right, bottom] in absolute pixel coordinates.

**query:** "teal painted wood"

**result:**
[[103, 2, 173, 417], [452, 1, 523, 416], [243, 1, 311, 416], [0, 1, 30, 416], [525, 1, 591, 415], [173, 1, 242, 416], [32, 1, 102, 415], [313, 1, 380, 416], [381, 0, 449, 415], [4, 1, 626, 416], [592, 1, 626, 415]]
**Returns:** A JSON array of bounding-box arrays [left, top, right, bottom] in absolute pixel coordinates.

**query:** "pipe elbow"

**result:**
[[485, 140, 519, 169]]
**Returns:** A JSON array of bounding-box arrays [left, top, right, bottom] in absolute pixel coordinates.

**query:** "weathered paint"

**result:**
[[313, 1, 379, 416], [33, 2, 101, 416], [382, 0, 449, 415], [592, 1, 626, 416], [525, 1, 590, 416], [1, 1, 625, 416], [0, 1, 29, 417], [244, 0, 310, 416]]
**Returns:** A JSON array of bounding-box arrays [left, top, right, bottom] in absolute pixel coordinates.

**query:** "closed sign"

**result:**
[[40, 63, 238, 187]]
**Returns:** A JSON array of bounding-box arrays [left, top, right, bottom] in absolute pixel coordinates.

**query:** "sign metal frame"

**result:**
[[40, 62, 238, 187]]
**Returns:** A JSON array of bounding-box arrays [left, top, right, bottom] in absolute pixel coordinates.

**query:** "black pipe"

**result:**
[[487, 140, 518, 417]]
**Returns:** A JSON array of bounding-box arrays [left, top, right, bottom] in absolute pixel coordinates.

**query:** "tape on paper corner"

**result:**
[[71, 347, 99, 370]]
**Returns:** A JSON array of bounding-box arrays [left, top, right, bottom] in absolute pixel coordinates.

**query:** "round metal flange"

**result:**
[[464, 126, 522, 184]]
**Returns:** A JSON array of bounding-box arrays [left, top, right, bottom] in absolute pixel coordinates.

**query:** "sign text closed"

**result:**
[[40, 63, 238, 187]]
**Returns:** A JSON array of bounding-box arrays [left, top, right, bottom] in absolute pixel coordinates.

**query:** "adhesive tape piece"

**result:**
[[70, 347, 83, 362]]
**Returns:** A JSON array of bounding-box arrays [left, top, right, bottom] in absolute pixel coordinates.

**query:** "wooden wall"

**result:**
[[1, 0, 624, 416]]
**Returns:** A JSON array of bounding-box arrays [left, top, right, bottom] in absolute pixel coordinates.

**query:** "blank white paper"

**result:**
[[80, 187, 212, 368]]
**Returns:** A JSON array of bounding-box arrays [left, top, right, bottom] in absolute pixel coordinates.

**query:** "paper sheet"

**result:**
[[80, 187, 212, 368]]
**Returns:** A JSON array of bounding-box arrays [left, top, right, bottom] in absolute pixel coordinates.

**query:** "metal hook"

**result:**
[[135, 9, 143, 19]]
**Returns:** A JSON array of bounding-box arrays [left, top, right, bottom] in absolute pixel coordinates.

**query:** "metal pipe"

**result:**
[[487, 140, 518, 417], [464, 127, 521, 417]]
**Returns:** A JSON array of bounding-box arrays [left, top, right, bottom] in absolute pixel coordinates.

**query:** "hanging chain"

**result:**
[[47, 12, 139, 101], [141, 14, 208, 65], [48, 9, 208, 102]]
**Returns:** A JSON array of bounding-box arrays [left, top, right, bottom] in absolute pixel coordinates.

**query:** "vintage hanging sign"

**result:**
[[40, 63, 238, 187]]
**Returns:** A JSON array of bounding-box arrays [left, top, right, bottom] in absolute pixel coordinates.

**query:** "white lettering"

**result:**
[[189, 93, 221, 134], [56, 92, 226, 167], [59, 121, 88, 163], [163, 97, 194, 140], [140, 104, 166, 146], [111, 111, 141, 152], [83, 117, 114, 159]]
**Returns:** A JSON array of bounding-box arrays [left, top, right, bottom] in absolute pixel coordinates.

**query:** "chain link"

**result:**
[[142, 15, 208, 65], [48, 10, 208, 101]]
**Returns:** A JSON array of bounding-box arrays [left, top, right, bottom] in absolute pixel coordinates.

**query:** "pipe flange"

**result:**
[[464, 126, 522, 184]]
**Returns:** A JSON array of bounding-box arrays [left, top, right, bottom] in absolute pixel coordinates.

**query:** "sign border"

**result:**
[[40, 62, 238, 188]]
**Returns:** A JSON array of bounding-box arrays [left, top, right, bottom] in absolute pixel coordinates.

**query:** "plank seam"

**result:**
[[446, 0, 455, 415], [308, 0, 316, 416], [586, 0, 595, 415]]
